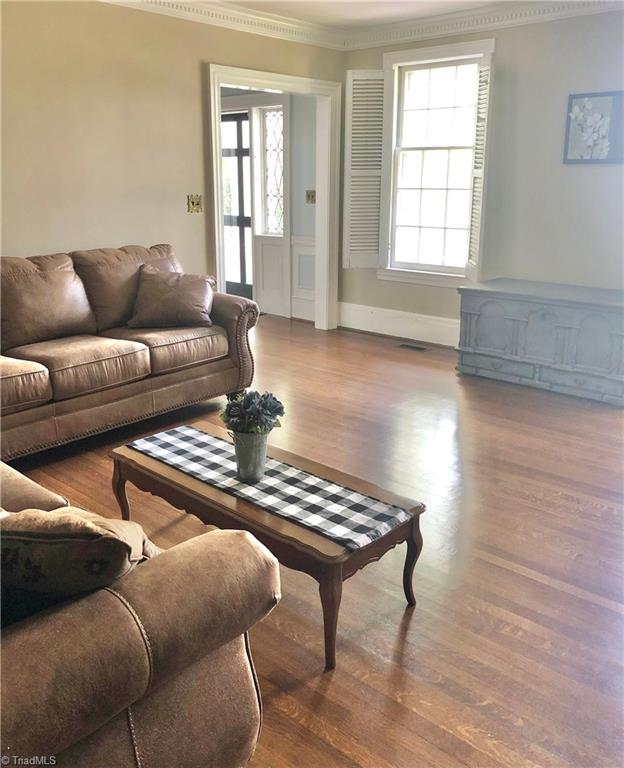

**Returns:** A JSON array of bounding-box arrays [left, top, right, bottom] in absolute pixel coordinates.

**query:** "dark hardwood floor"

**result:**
[[13, 316, 624, 768]]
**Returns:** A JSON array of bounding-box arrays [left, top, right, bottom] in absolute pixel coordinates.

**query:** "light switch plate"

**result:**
[[187, 194, 203, 213], [305, 189, 316, 205]]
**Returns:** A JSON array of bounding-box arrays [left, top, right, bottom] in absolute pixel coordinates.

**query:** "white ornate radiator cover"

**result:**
[[457, 279, 624, 405]]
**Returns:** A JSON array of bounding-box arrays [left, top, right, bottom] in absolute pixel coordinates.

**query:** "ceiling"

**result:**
[[225, 0, 500, 28]]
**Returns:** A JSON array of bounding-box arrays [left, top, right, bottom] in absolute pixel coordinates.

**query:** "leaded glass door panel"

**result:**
[[251, 101, 291, 318]]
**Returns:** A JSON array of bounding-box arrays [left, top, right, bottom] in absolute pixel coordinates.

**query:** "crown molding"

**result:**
[[103, 0, 347, 48], [102, 1, 624, 51], [344, 1, 624, 50]]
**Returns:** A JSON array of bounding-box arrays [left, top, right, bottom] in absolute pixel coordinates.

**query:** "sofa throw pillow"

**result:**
[[128, 265, 214, 328], [70, 244, 183, 330], [0, 506, 162, 602]]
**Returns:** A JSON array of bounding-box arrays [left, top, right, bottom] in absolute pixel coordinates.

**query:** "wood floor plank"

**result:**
[[270, 567, 621, 762], [12, 316, 623, 768]]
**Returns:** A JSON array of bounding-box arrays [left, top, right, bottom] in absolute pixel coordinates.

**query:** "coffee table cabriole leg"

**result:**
[[403, 515, 423, 607], [112, 459, 131, 521], [318, 566, 343, 671]]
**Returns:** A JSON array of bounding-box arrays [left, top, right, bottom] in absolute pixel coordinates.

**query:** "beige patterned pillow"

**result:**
[[1, 506, 161, 600]]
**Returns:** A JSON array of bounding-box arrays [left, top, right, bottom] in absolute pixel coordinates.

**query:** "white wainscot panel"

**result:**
[[255, 235, 291, 318], [291, 236, 315, 321]]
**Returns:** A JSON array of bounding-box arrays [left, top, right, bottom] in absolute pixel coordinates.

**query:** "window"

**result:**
[[342, 40, 493, 282], [384, 41, 493, 281], [260, 107, 284, 235], [392, 61, 478, 273]]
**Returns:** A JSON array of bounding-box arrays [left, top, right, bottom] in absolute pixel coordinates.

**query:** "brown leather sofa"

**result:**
[[0, 245, 258, 461], [0, 461, 281, 767]]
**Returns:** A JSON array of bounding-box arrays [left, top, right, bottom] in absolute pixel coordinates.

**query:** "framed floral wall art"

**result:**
[[563, 90, 623, 164]]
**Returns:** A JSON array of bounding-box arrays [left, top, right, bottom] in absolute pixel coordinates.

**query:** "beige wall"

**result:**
[[3, 3, 623, 319], [343, 11, 624, 317], [1, 1, 342, 274]]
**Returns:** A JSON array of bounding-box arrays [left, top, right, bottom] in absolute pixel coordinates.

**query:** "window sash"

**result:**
[[388, 55, 485, 274], [389, 144, 472, 273]]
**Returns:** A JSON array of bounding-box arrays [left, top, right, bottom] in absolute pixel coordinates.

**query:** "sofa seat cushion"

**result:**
[[7, 336, 150, 401], [0, 356, 53, 415], [103, 326, 229, 375]]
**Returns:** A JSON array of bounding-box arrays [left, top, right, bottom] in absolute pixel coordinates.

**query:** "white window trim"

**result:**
[[379, 38, 494, 287], [383, 39, 495, 70], [376, 267, 466, 288]]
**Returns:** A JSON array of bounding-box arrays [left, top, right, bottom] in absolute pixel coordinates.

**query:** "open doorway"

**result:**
[[220, 87, 317, 320], [209, 66, 341, 330], [219, 87, 290, 313]]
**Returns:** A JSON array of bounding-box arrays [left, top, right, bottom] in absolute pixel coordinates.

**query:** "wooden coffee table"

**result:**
[[110, 421, 425, 670]]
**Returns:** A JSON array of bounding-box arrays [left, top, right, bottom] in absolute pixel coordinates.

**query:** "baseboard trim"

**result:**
[[338, 302, 460, 347]]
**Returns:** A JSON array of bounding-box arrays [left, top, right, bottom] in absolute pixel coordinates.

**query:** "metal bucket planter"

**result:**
[[232, 431, 268, 484]]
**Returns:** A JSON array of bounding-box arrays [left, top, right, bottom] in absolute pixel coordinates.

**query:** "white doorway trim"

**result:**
[[208, 64, 342, 330]]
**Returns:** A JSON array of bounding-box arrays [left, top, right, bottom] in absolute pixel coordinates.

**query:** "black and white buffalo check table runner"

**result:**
[[129, 426, 411, 551]]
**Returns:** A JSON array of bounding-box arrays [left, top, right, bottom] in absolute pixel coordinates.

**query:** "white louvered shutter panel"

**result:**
[[343, 71, 384, 268], [467, 62, 491, 280]]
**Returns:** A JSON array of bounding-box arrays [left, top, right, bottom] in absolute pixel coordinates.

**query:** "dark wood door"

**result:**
[[221, 111, 253, 299]]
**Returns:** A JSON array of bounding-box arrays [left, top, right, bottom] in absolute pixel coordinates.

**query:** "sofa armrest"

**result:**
[[0, 462, 69, 512], [110, 528, 280, 685], [211, 292, 259, 390], [1, 529, 280, 759]]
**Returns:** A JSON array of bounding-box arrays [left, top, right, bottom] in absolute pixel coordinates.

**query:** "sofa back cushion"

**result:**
[[70, 244, 182, 330], [1, 255, 97, 352]]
